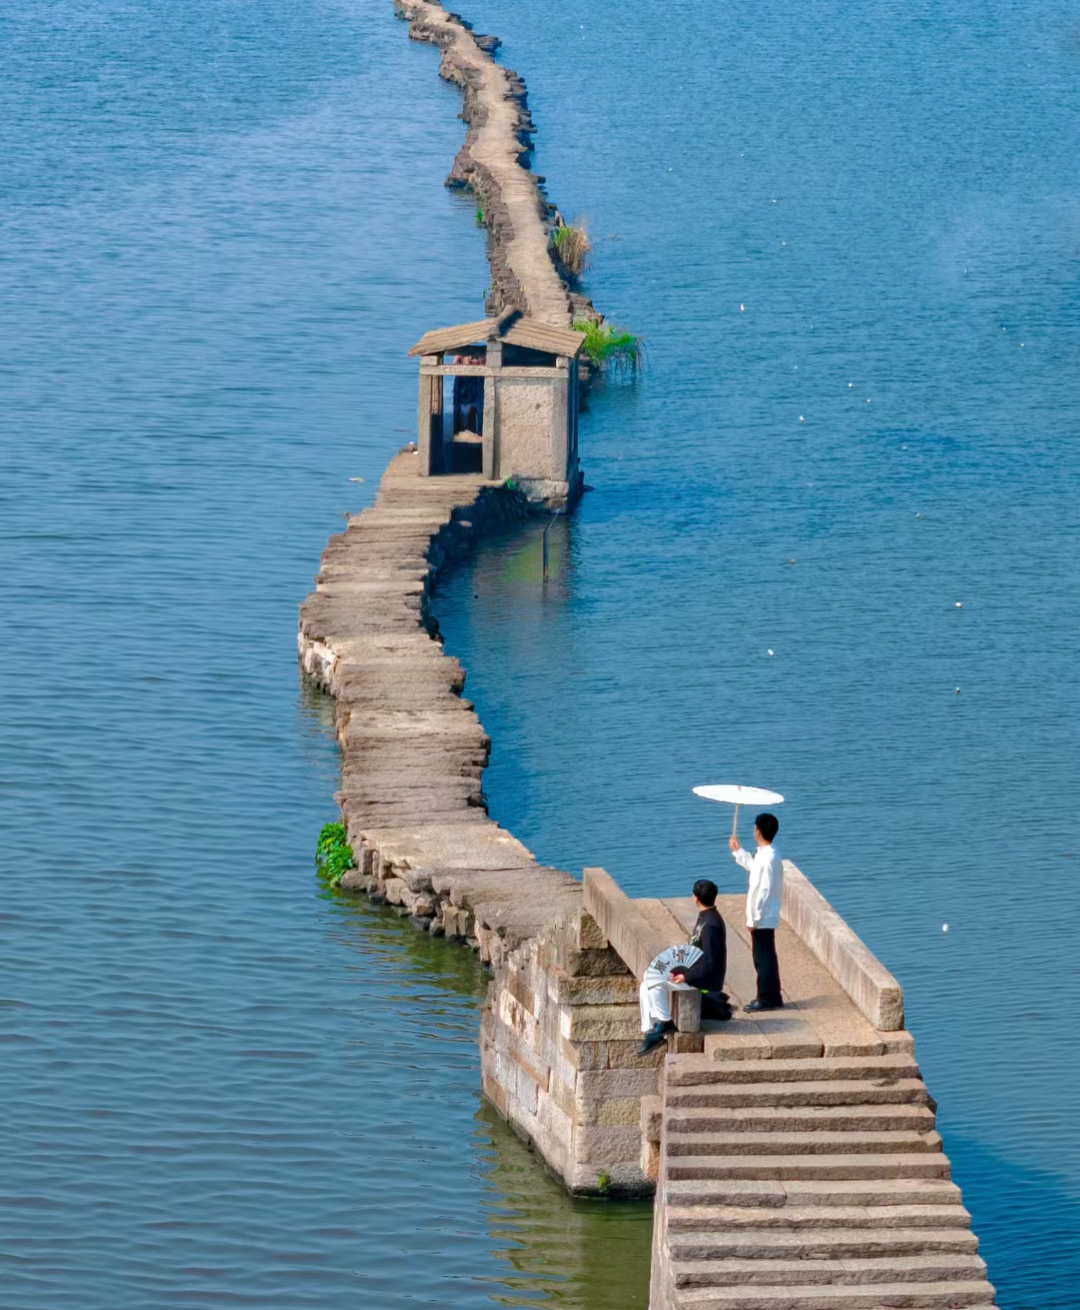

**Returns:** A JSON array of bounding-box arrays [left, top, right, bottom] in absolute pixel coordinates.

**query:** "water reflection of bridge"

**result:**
[[479, 1106, 651, 1309]]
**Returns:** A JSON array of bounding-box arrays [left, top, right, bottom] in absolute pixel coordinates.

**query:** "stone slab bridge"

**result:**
[[300, 454, 997, 1310], [487, 868, 999, 1310]]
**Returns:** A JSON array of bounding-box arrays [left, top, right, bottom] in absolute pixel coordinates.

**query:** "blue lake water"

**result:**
[[0, 1, 648, 1306], [434, 1, 1080, 1306], [1, 0, 1077, 1307]]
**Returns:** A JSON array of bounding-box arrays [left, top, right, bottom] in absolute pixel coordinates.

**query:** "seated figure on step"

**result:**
[[639, 879, 732, 1055]]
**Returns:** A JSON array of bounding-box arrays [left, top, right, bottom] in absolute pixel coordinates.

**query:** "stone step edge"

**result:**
[[673, 1279, 996, 1308], [666, 1056, 920, 1087], [667, 1227, 979, 1252], [665, 1153, 952, 1180], [666, 1130, 944, 1154], [665, 1078, 931, 1106], [664, 1178, 963, 1206], [665, 1107, 937, 1130], [676, 1247, 985, 1278], [665, 1203, 972, 1230]]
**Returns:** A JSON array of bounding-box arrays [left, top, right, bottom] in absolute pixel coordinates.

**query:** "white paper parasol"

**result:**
[[693, 784, 785, 835]]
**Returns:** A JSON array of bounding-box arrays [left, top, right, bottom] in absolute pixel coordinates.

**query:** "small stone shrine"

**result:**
[[408, 307, 584, 505]]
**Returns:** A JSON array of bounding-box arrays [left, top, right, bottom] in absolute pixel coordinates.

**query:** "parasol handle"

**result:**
[[731, 803, 740, 837]]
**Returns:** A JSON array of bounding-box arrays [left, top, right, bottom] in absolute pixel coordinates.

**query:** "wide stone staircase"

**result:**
[[654, 1048, 997, 1309]]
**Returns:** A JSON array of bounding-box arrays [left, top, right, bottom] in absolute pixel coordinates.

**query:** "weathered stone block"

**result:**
[[400, 866, 435, 893], [882, 1030, 916, 1056], [560, 1004, 640, 1043], [481, 1065, 509, 1118], [583, 867, 671, 979], [604, 1040, 666, 1070], [505, 967, 538, 1018], [640, 1094, 663, 1143], [565, 1157, 652, 1197], [573, 1124, 644, 1165], [554, 972, 640, 1007], [508, 1058, 541, 1116], [497, 987, 538, 1048], [557, 944, 629, 978], [577, 1095, 642, 1128], [384, 877, 407, 905], [441, 905, 473, 939], [642, 1136, 660, 1183], [548, 1067, 579, 1122], [533, 1089, 575, 1173], [673, 987, 702, 1033], [572, 911, 609, 951], [577, 1067, 660, 1101]]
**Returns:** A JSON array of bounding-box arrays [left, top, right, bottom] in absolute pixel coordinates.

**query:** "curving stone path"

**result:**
[[298, 0, 597, 978], [395, 0, 588, 326], [298, 450, 583, 968]]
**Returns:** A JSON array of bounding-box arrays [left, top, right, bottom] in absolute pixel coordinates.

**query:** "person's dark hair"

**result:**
[[755, 812, 779, 842], [692, 879, 718, 907]]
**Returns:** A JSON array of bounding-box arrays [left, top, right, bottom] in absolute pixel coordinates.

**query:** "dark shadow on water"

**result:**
[[948, 1134, 1080, 1310]]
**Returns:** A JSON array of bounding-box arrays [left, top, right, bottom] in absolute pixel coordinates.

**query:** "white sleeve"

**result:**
[[732, 847, 754, 873], [750, 853, 774, 922]]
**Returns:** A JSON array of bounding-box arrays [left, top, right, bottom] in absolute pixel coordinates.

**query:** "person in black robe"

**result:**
[[639, 879, 732, 1054]]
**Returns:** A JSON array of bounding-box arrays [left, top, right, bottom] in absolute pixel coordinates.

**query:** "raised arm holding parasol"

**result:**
[[694, 784, 787, 1013]]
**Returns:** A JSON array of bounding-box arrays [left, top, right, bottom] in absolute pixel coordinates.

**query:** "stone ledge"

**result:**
[[583, 866, 672, 979], [781, 863, 905, 1031]]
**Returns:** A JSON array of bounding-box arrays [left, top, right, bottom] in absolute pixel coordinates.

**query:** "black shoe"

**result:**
[[638, 1021, 675, 1055], [744, 999, 784, 1013]]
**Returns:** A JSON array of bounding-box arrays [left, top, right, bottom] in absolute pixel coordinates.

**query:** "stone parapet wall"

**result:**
[[781, 861, 905, 1031]]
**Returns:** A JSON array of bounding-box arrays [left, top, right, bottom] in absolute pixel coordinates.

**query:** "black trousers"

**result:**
[[700, 991, 733, 1022], [750, 928, 783, 1006]]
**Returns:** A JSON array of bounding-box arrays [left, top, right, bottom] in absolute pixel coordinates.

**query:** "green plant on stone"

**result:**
[[573, 318, 642, 375], [553, 221, 591, 277], [476, 207, 486, 226], [595, 1172, 613, 1195], [316, 821, 355, 888]]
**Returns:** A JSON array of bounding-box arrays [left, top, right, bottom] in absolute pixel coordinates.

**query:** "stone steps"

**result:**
[[666, 1104, 936, 1134], [666, 1154, 952, 1182], [665, 1178, 965, 1209], [666, 1131, 944, 1158], [666, 1054, 920, 1087], [665, 1078, 932, 1110], [674, 1253, 987, 1288], [657, 1043, 995, 1307], [667, 1203, 970, 1233], [668, 1227, 979, 1260], [673, 1282, 996, 1309]]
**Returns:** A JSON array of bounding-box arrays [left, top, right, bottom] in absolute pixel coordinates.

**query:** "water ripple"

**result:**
[[0, 0, 650, 1306]]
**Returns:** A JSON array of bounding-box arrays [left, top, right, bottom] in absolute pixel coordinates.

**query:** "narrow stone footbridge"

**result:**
[[582, 871, 998, 1310], [300, 448, 997, 1310]]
